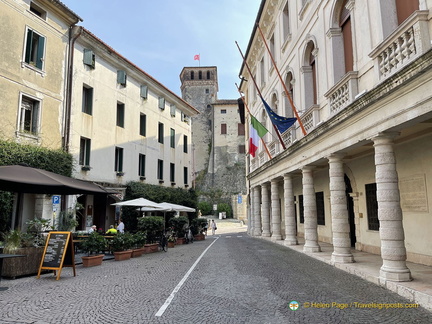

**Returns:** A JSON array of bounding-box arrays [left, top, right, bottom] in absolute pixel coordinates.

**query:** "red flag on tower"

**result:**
[[194, 54, 200, 61]]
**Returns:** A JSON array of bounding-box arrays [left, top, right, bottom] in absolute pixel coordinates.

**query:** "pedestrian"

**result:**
[[88, 225, 97, 234], [210, 219, 217, 235], [117, 218, 125, 233], [106, 225, 117, 235]]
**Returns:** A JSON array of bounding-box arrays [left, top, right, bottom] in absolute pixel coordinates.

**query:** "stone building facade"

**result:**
[[180, 67, 246, 201], [241, 0, 432, 284]]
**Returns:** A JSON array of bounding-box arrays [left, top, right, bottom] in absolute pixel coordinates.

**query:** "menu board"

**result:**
[[37, 231, 76, 281]]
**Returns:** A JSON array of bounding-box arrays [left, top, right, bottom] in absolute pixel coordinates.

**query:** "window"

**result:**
[[199, 71, 202, 79], [238, 145, 245, 154], [117, 70, 127, 86], [117, 103, 125, 127], [157, 159, 164, 181], [183, 135, 188, 153], [79, 137, 91, 166], [30, 2, 46, 19], [140, 85, 148, 99], [396, 0, 419, 25], [24, 28, 45, 70], [19, 95, 40, 134], [207, 71, 210, 79], [158, 122, 164, 143], [170, 128, 175, 148], [260, 57, 265, 87], [158, 97, 165, 110], [139, 114, 146, 136], [191, 71, 194, 80], [282, 2, 290, 41], [184, 167, 188, 185], [340, 0, 353, 73], [365, 183, 379, 231], [221, 109, 227, 114], [316, 192, 325, 225], [138, 154, 146, 177], [221, 123, 227, 135], [170, 104, 176, 117], [270, 34, 276, 64], [114, 147, 123, 172], [299, 195, 304, 223], [83, 49, 95, 68], [170, 163, 175, 183], [238, 123, 245, 136], [82, 85, 93, 115], [205, 89, 209, 94]]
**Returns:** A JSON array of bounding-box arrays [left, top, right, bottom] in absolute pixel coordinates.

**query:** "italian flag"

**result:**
[[249, 115, 268, 157]]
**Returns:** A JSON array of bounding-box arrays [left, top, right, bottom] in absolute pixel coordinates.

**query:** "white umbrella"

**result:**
[[159, 202, 196, 212], [111, 197, 163, 209]]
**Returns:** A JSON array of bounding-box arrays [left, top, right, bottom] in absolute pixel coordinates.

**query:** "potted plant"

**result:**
[[110, 233, 133, 261], [167, 234, 176, 248], [80, 232, 107, 267], [138, 216, 164, 253], [131, 231, 146, 257], [192, 218, 208, 240], [1, 218, 51, 278], [168, 216, 188, 245]]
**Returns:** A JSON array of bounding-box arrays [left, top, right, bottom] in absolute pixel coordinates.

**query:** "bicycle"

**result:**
[[159, 233, 168, 252]]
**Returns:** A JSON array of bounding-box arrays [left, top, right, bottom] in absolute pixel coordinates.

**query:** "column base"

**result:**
[[262, 231, 271, 237], [303, 244, 321, 253], [271, 235, 282, 241], [253, 231, 262, 237], [380, 266, 412, 282], [331, 252, 354, 263], [284, 238, 298, 246]]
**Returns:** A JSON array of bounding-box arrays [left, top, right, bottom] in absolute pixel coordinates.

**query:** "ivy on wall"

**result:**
[[0, 140, 73, 233]]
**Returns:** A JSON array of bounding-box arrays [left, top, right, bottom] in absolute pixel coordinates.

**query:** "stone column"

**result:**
[[261, 183, 271, 237], [302, 166, 321, 252], [271, 179, 282, 241], [253, 186, 262, 236], [284, 174, 298, 245], [373, 133, 411, 281], [328, 154, 354, 263], [248, 191, 254, 236]]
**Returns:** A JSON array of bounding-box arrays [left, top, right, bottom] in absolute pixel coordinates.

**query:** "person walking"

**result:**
[[117, 218, 125, 233], [210, 219, 217, 235]]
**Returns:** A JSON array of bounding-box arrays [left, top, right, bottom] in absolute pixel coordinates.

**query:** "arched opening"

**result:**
[[345, 174, 356, 247]]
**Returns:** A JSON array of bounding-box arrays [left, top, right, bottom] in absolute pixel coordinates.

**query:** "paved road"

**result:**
[[1, 230, 432, 323]]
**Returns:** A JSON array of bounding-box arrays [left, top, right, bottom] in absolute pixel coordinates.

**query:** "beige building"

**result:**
[[241, 0, 432, 285], [68, 27, 199, 230]]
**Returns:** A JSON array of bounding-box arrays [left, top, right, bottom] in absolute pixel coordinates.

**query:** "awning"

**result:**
[[0, 165, 107, 195]]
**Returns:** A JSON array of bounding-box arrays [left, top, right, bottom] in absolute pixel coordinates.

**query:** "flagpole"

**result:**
[[235, 83, 272, 159], [235, 41, 286, 150], [256, 24, 307, 136]]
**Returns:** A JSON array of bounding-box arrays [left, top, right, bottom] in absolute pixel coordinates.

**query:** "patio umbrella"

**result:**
[[159, 202, 196, 212], [0, 165, 107, 194], [111, 198, 163, 209]]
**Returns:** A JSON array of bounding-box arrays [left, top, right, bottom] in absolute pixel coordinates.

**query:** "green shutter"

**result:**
[[85, 139, 91, 165], [140, 85, 148, 99], [36, 35, 45, 69], [83, 49, 95, 68], [159, 97, 165, 109], [25, 29, 33, 64], [117, 70, 126, 85]]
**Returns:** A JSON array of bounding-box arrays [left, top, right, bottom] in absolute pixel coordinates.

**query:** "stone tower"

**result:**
[[180, 66, 246, 197]]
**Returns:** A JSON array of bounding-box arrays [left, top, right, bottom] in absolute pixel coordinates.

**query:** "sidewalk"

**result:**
[[256, 236, 432, 312]]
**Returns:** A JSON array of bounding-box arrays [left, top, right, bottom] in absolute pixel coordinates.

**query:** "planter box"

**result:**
[[82, 254, 104, 267], [176, 237, 186, 245], [194, 234, 205, 241], [113, 250, 132, 261], [1, 247, 44, 278], [167, 242, 175, 248], [143, 243, 159, 253], [131, 248, 144, 258]]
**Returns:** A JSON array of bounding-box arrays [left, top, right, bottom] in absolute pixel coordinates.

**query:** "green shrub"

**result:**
[[217, 203, 232, 218], [191, 218, 208, 235], [80, 232, 107, 256], [168, 216, 189, 237], [137, 216, 164, 243], [197, 201, 212, 215]]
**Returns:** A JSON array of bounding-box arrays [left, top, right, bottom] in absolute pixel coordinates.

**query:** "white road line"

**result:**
[[155, 237, 219, 317], [237, 236, 243, 238]]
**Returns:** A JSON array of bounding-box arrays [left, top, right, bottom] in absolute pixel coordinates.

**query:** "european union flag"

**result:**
[[260, 96, 297, 133]]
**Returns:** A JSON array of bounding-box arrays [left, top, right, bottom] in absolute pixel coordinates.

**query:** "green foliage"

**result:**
[[110, 233, 134, 252], [57, 209, 79, 231], [217, 203, 232, 218], [80, 232, 107, 256], [2, 230, 22, 252], [197, 201, 212, 215], [132, 231, 147, 248], [168, 216, 189, 237], [0, 191, 13, 234], [137, 216, 164, 243], [192, 218, 208, 235], [25, 217, 52, 247], [121, 182, 197, 231]]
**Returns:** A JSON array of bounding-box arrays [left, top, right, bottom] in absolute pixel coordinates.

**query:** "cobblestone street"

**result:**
[[1, 221, 432, 323]]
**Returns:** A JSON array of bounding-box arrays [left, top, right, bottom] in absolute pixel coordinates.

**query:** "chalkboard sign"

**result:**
[[37, 231, 76, 281]]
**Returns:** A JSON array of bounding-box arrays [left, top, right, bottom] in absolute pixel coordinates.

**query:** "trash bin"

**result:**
[[219, 212, 223, 219]]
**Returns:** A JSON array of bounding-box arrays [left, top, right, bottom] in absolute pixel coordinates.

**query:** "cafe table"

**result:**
[[0, 254, 25, 291]]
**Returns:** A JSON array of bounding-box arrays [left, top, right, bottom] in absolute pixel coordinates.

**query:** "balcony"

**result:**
[[369, 11, 430, 80], [324, 72, 359, 115], [301, 105, 320, 132]]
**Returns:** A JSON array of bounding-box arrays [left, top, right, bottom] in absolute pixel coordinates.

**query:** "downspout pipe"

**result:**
[[63, 26, 83, 152]]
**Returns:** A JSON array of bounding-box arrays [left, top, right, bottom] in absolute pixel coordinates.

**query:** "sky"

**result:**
[[62, 0, 262, 99]]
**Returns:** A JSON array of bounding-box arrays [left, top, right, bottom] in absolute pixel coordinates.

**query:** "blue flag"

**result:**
[[260, 96, 297, 133]]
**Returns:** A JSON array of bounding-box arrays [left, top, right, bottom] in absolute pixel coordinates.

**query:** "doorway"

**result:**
[[344, 175, 356, 247]]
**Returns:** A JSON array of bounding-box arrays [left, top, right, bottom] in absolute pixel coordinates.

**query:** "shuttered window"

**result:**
[[366, 183, 379, 231], [19, 96, 40, 134], [83, 49, 95, 68], [24, 28, 45, 69], [140, 85, 148, 99], [117, 70, 127, 86]]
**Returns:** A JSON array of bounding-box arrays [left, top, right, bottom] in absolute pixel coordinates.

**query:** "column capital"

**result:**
[[302, 165, 316, 172], [327, 153, 346, 162], [372, 132, 400, 144]]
